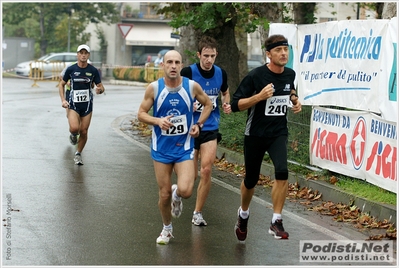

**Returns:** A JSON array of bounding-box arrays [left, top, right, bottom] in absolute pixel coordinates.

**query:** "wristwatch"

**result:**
[[196, 122, 203, 131]]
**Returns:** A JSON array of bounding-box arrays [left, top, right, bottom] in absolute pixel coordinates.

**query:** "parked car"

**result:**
[[15, 52, 77, 77], [146, 49, 173, 67], [133, 53, 158, 66], [158, 49, 171, 57], [247, 60, 264, 71]]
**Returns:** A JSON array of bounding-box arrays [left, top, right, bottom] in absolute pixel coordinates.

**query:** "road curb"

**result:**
[[216, 146, 397, 224]]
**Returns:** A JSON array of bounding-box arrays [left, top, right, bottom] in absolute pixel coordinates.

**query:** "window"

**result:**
[[48, 55, 64, 62], [65, 55, 77, 62]]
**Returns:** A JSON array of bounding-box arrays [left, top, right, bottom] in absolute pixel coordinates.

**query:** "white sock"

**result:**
[[272, 213, 282, 223], [163, 223, 172, 230], [239, 207, 249, 219]]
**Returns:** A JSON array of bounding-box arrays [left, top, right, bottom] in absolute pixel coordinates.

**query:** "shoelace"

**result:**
[[194, 213, 203, 219], [274, 220, 284, 230], [161, 230, 174, 238], [172, 200, 181, 210]]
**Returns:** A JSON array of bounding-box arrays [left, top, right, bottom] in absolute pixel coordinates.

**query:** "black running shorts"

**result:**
[[243, 135, 289, 189]]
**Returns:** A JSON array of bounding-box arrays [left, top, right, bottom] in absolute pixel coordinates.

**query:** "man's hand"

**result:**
[[96, 86, 104, 94], [222, 102, 231, 114], [291, 100, 302, 114], [189, 124, 201, 138], [61, 100, 69, 109], [157, 115, 174, 131], [258, 83, 274, 101]]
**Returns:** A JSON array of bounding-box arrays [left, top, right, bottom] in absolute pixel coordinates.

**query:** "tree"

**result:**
[[2, 3, 120, 56], [248, 3, 285, 66], [54, 13, 91, 54], [292, 3, 317, 24], [382, 2, 397, 19], [157, 3, 319, 93], [158, 3, 282, 94]]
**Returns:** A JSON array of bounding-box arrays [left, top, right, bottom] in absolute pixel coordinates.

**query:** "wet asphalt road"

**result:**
[[1, 77, 396, 266]]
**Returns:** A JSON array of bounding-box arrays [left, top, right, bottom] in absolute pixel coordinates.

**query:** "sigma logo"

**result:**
[[350, 117, 366, 170]]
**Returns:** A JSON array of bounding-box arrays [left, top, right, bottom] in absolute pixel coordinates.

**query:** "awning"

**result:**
[[125, 24, 177, 47]]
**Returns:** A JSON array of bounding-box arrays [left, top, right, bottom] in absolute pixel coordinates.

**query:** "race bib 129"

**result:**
[[162, 115, 188, 136]]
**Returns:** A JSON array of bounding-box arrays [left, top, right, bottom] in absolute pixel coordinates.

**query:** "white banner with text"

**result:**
[[270, 18, 397, 122], [310, 106, 397, 193]]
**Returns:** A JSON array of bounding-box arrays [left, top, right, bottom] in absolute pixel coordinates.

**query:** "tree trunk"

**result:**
[[235, 26, 248, 83], [178, 25, 197, 67], [255, 3, 284, 62], [211, 24, 240, 97], [39, 4, 47, 56], [382, 2, 397, 19], [293, 3, 316, 24], [178, 3, 240, 96]]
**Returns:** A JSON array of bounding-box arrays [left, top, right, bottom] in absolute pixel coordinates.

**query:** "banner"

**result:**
[[378, 17, 397, 122], [270, 18, 397, 122], [310, 106, 397, 193], [298, 20, 387, 113]]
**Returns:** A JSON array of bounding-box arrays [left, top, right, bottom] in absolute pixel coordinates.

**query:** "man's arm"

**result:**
[[137, 84, 173, 130], [95, 82, 105, 94], [231, 75, 274, 112], [58, 80, 69, 108], [290, 89, 301, 114], [94, 69, 105, 93], [221, 88, 231, 114]]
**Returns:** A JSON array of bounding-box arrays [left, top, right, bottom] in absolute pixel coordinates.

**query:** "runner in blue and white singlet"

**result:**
[[137, 50, 213, 245], [190, 64, 223, 131], [180, 36, 231, 227], [151, 77, 196, 163]]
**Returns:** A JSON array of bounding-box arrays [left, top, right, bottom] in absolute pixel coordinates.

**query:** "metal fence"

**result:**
[[286, 105, 313, 167], [29, 61, 66, 87]]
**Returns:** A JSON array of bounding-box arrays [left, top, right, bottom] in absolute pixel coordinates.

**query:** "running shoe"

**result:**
[[171, 184, 183, 218], [74, 153, 83, 165], [268, 219, 289, 239], [156, 228, 174, 245], [69, 134, 78, 145], [234, 208, 249, 241], [192, 212, 207, 226]]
